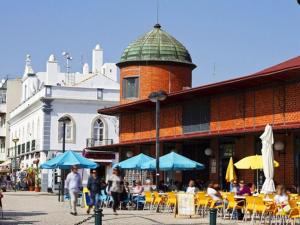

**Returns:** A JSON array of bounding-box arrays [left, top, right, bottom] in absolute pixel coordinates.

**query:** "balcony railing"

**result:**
[[8, 139, 40, 158], [86, 138, 113, 148]]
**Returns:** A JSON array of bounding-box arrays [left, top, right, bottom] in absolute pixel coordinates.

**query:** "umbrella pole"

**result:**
[[140, 169, 142, 185], [256, 169, 259, 193]]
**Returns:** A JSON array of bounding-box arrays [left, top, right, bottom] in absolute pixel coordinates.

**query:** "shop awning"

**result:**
[[83, 149, 117, 165], [0, 160, 11, 173]]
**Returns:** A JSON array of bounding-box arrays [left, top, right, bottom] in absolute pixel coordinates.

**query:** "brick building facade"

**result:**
[[92, 24, 300, 191]]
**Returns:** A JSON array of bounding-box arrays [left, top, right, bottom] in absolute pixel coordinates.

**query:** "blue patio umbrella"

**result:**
[[40, 150, 98, 169], [114, 153, 154, 170], [141, 151, 205, 171]]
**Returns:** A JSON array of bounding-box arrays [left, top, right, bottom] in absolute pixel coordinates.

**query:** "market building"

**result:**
[[90, 24, 300, 191], [7, 45, 120, 191]]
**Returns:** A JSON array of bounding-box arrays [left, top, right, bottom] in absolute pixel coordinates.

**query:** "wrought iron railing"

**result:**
[[86, 138, 113, 147]]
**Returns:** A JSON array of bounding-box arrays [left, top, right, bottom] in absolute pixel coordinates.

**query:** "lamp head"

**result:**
[[58, 116, 71, 123], [148, 90, 168, 102], [12, 138, 19, 144]]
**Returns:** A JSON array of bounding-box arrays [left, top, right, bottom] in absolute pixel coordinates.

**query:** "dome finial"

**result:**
[[154, 23, 161, 29]]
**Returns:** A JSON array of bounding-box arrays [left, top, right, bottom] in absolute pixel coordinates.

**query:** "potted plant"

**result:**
[[26, 167, 35, 191], [34, 167, 41, 192], [33, 159, 41, 192]]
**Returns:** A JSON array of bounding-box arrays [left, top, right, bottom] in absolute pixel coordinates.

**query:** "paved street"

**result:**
[[0, 191, 250, 225]]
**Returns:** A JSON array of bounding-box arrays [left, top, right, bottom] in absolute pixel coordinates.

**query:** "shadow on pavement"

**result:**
[[0, 210, 47, 225], [0, 220, 38, 225]]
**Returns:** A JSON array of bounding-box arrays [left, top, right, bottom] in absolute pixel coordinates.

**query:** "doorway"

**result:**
[[95, 164, 106, 179], [219, 140, 235, 190], [182, 141, 210, 188]]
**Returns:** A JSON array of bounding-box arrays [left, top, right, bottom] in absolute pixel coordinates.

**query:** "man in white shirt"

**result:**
[[65, 166, 82, 215]]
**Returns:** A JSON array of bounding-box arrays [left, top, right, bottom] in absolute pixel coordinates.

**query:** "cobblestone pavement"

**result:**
[[1, 191, 249, 225]]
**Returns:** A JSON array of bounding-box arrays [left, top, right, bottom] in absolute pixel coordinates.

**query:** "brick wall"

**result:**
[[119, 64, 192, 104], [234, 135, 255, 183], [273, 133, 294, 187], [120, 105, 182, 142], [120, 81, 300, 143], [210, 82, 300, 132]]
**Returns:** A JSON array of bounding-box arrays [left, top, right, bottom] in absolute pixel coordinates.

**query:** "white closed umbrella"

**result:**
[[260, 124, 275, 194]]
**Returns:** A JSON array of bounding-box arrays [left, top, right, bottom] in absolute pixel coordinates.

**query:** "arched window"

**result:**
[[27, 122, 31, 139], [93, 118, 104, 141], [37, 118, 40, 140], [58, 116, 75, 143], [32, 121, 35, 139]]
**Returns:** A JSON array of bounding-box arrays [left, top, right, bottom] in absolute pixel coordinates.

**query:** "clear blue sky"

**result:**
[[0, 0, 299, 86]]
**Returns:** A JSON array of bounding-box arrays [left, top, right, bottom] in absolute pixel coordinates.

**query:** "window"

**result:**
[[97, 89, 103, 100], [93, 118, 104, 141], [27, 123, 31, 139], [0, 142, 4, 153], [18, 145, 21, 155], [24, 85, 27, 100], [182, 99, 210, 133], [22, 144, 25, 154], [0, 90, 6, 103], [26, 142, 30, 152], [31, 140, 36, 151], [122, 77, 139, 99], [37, 118, 40, 140], [220, 143, 235, 158], [58, 116, 75, 142], [32, 121, 35, 139]]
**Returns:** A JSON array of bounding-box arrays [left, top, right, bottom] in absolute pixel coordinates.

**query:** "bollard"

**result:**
[[209, 208, 217, 225], [94, 208, 103, 225]]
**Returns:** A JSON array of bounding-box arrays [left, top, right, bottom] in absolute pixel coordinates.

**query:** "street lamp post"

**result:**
[[58, 116, 71, 202], [148, 90, 167, 190], [12, 138, 19, 192]]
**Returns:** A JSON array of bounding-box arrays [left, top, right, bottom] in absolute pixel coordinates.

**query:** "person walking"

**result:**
[[65, 165, 82, 216], [108, 167, 123, 215], [86, 170, 101, 214]]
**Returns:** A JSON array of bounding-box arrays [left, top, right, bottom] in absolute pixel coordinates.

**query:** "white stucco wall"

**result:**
[[49, 100, 118, 151]]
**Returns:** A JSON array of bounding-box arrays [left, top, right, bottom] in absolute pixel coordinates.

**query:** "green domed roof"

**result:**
[[118, 24, 196, 68]]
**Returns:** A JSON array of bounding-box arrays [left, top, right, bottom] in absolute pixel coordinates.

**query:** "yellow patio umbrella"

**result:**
[[234, 155, 279, 190], [234, 155, 279, 169], [225, 157, 237, 182]]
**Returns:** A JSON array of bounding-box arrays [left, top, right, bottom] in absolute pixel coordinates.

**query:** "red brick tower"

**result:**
[[117, 24, 196, 104]]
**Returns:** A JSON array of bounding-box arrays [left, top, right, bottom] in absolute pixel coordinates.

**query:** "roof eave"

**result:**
[[116, 59, 197, 70]]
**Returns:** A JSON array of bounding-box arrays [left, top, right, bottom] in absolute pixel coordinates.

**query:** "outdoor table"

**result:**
[[158, 193, 168, 196], [263, 198, 273, 202], [234, 195, 246, 199]]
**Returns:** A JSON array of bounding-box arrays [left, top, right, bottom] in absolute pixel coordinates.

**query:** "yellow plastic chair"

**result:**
[[224, 194, 244, 220], [289, 194, 299, 200], [287, 200, 300, 225], [143, 191, 154, 210], [243, 196, 256, 222], [252, 196, 269, 225], [152, 192, 164, 211], [195, 192, 211, 217], [165, 192, 177, 212], [210, 199, 225, 218]]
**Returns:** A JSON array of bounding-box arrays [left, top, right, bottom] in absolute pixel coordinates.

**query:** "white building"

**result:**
[[0, 78, 22, 163], [8, 45, 120, 191], [0, 80, 7, 162]]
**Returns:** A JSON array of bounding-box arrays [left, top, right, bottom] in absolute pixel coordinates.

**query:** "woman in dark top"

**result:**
[[86, 170, 101, 214]]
